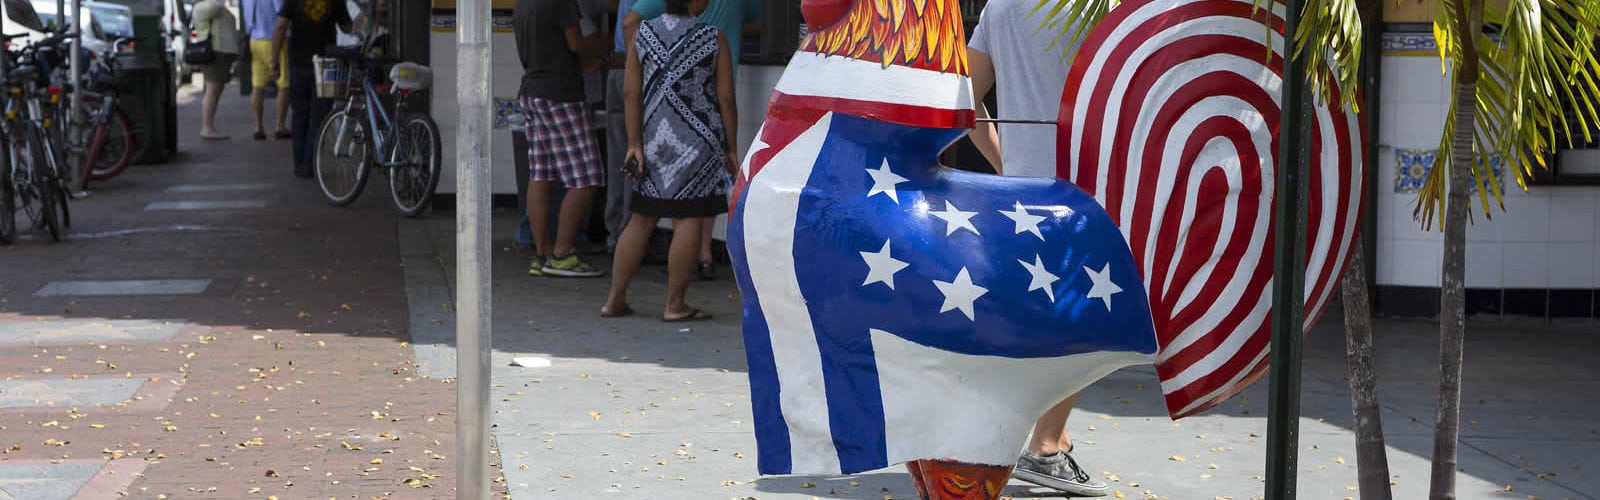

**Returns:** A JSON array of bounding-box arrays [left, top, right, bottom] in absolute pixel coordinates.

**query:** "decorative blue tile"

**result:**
[[1382, 33, 1438, 54], [1382, 32, 1502, 55], [494, 98, 523, 130], [1393, 148, 1505, 194], [1395, 148, 1434, 193]]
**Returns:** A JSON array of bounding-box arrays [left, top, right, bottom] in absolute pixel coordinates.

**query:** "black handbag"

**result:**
[[183, 34, 215, 65]]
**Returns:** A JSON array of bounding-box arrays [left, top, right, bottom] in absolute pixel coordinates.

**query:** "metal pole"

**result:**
[[1265, 0, 1310, 496], [455, 0, 492, 497], [68, 0, 81, 191], [974, 118, 1056, 125]]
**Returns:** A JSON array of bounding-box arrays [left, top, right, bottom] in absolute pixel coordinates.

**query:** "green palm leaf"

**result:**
[[1416, 0, 1600, 229]]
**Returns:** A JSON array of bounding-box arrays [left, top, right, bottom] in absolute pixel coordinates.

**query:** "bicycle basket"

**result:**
[[313, 55, 352, 99], [389, 63, 432, 91]]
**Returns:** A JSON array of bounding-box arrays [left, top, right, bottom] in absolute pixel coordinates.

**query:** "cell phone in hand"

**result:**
[[622, 156, 641, 178]]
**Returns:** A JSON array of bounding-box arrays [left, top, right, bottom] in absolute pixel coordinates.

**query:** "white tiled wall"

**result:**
[[1377, 54, 1600, 289]]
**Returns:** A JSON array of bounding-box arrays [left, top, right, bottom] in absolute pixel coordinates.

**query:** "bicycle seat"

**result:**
[[7, 65, 36, 81]]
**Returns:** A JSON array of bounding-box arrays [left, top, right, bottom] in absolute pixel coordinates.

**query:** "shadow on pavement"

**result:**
[[404, 210, 1597, 499]]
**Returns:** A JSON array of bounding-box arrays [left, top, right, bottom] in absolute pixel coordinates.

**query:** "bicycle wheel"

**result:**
[[23, 125, 62, 242], [0, 152, 15, 245], [314, 109, 371, 206], [56, 174, 71, 229], [86, 102, 134, 181], [389, 113, 442, 217]]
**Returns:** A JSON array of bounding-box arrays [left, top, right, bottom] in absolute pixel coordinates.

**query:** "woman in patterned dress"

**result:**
[[601, 0, 736, 322]]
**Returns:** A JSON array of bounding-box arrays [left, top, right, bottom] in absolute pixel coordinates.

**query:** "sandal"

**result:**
[[601, 304, 635, 318], [697, 261, 717, 281], [663, 307, 713, 323], [274, 130, 292, 139]]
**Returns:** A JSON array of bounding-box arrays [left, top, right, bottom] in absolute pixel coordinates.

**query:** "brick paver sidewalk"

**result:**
[[0, 84, 475, 499]]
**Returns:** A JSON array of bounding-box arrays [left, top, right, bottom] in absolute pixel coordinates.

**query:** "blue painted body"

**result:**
[[729, 112, 1158, 474]]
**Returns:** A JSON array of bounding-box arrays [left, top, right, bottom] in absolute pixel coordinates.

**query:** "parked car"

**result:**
[[161, 0, 195, 85], [1, 0, 134, 55]]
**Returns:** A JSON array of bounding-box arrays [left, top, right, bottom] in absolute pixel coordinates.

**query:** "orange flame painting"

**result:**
[[803, 0, 970, 75]]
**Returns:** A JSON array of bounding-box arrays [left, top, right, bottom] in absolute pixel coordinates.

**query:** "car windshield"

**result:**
[[88, 5, 131, 38]]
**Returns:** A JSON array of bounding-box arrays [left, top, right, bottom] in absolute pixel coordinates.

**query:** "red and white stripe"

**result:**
[[1056, 0, 1365, 418]]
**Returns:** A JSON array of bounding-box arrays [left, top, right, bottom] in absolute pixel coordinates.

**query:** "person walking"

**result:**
[[513, 0, 607, 277], [622, 0, 758, 280], [600, 0, 735, 321], [244, 0, 290, 141], [967, 0, 1108, 496], [192, 0, 240, 140], [269, 0, 351, 178]]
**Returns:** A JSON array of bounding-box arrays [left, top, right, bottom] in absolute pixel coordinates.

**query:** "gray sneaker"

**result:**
[[1013, 450, 1109, 497], [542, 253, 606, 277]]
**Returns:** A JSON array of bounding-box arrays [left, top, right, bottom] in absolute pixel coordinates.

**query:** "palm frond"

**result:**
[[1415, 0, 1600, 229], [1030, 0, 1119, 61]]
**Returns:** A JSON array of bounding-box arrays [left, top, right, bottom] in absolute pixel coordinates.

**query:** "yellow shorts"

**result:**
[[249, 39, 289, 89]]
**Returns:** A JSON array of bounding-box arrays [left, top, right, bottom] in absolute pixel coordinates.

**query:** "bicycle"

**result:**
[[67, 37, 135, 190], [312, 46, 441, 217], [0, 31, 72, 243]]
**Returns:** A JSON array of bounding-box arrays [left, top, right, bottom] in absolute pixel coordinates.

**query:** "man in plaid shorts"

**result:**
[[513, 0, 606, 277]]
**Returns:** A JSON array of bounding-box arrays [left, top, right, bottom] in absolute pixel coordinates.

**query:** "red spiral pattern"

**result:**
[[1056, 0, 1365, 418]]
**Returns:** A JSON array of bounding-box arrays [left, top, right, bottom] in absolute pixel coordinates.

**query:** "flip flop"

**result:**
[[601, 304, 635, 318], [274, 130, 292, 139], [663, 307, 713, 323], [253, 131, 267, 140], [201, 133, 230, 140]]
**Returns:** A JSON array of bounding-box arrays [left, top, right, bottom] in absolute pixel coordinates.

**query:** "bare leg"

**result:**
[[250, 87, 265, 134], [554, 186, 597, 258], [697, 215, 716, 263], [1028, 393, 1081, 455], [274, 91, 291, 134], [200, 79, 226, 137], [602, 214, 659, 315], [664, 217, 703, 316], [527, 180, 554, 257]]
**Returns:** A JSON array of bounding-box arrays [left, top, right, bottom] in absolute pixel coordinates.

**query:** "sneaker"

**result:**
[[1012, 450, 1108, 497], [543, 254, 606, 277], [528, 256, 547, 277]]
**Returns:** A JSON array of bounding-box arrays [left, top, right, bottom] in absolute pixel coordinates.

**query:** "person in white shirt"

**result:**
[[192, 0, 240, 140], [967, 0, 1108, 496]]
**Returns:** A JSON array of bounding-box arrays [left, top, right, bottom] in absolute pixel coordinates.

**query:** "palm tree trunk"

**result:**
[[1431, 1, 1481, 489], [1342, 236, 1391, 499]]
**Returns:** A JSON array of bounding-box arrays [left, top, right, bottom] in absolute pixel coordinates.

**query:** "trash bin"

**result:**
[[114, 51, 174, 164], [103, 1, 176, 164]]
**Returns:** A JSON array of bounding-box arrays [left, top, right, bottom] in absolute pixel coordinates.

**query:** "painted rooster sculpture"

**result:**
[[727, 0, 1365, 497]]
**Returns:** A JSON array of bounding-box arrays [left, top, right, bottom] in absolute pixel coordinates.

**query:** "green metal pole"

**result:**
[[1266, 0, 1311, 497]]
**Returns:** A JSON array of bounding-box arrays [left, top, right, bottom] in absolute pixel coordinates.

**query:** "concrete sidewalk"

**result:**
[[1, 82, 464, 499], [402, 212, 1596, 500]]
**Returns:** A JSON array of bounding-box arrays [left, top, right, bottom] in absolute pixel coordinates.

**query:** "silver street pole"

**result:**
[[68, 0, 81, 191], [454, 0, 492, 497]]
